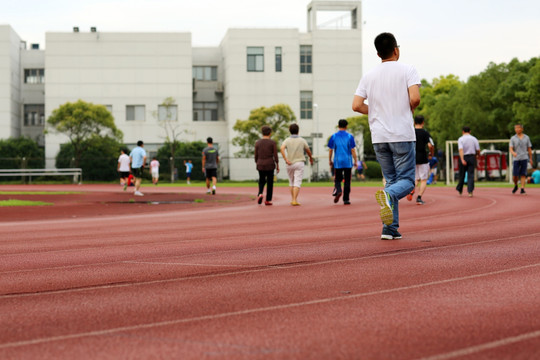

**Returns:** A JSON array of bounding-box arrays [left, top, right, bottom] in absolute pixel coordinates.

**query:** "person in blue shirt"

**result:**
[[184, 160, 193, 184], [328, 119, 358, 205], [530, 168, 540, 184], [129, 140, 147, 196]]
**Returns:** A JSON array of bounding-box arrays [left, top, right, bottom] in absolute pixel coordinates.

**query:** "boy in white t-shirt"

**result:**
[[150, 157, 160, 185], [117, 149, 131, 191]]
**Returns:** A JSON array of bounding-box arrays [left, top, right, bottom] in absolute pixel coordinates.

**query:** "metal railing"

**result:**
[[0, 168, 82, 184]]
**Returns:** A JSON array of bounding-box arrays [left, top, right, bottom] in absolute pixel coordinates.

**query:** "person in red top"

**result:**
[[254, 125, 279, 205]]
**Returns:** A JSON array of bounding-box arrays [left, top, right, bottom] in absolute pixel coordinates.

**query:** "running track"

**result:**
[[1, 185, 539, 359]]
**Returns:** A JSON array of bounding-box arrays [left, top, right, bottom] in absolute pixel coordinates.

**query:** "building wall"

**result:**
[[20, 48, 45, 145], [0, 25, 22, 139]]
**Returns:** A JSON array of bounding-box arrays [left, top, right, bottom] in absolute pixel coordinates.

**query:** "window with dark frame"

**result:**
[[24, 69, 45, 84], [275, 47, 282, 72], [23, 104, 44, 126], [300, 91, 313, 119], [193, 102, 218, 121], [247, 47, 264, 72], [192, 66, 218, 81], [126, 105, 145, 121], [300, 45, 312, 73]]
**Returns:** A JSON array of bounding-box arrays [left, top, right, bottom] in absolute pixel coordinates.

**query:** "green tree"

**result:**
[[47, 100, 123, 167], [56, 135, 126, 181], [156, 140, 207, 181], [345, 115, 374, 158], [0, 137, 44, 170], [232, 104, 296, 157], [154, 97, 184, 182]]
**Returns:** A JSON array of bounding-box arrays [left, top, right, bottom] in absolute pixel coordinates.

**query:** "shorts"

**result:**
[[205, 168, 217, 179], [287, 162, 305, 188], [119, 171, 130, 179], [356, 168, 364, 175], [415, 163, 430, 181], [132, 167, 144, 178], [513, 159, 528, 177], [151, 169, 159, 178], [430, 167, 438, 175], [186, 172, 192, 177]]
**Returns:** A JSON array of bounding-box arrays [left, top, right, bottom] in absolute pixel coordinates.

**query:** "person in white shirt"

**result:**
[[117, 149, 131, 191], [150, 157, 160, 186], [456, 126, 480, 197], [352, 32, 421, 240]]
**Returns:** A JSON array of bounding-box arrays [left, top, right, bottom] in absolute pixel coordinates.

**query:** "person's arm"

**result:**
[[363, 161, 367, 169], [428, 142, 435, 158], [117, 159, 120, 171], [305, 146, 314, 166], [352, 95, 369, 114], [201, 153, 206, 173], [273, 143, 280, 173], [408, 85, 421, 112], [459, 148, 466, 166], [280, 144, 291, 166], [254, 144, 258, 163], [528, 147, 533, 167], [329, 149, 334, 167], [510, 145, 517, 158], [216, 154, 220, 165], [351, 148, 358, 166]]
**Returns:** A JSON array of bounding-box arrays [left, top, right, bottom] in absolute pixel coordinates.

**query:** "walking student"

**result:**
[[202, 137, 219, 195], [510, 124, 533, 194], [254, 125, 280, 205], [407, 115, 434, 205], [117, 149, 131, 191], [328, 119, 357, 205], [129, 140, 147, 196], [456, 126, 480, 197], [280, 124, 313, 206], [150, 157, 160, 185], [352, 32, 421, 240], [184, 160, 193, 184]]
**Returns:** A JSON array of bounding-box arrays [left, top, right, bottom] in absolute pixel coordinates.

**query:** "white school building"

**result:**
[[0, 0, 362, 180]]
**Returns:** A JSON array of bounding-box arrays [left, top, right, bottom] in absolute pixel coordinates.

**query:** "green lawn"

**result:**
[[0, 191, 80, 195], [0, 199, 53, 206]]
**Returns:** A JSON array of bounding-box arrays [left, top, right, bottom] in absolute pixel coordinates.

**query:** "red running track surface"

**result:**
[[0, 184, 539, 359]]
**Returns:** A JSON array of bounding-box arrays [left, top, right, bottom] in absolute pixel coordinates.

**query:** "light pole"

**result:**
[[313, 103, 319, 181]]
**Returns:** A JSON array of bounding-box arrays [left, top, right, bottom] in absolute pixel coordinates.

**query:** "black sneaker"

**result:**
[[416, 197, 425, 205], [381, 228, 402, 240], [344, 200, 351, 205], [334, 192, 342, 203], [520, 188, 526, 195], [512, 185, 518, 194]]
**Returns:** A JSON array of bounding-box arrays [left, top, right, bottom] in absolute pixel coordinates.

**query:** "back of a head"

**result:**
[[462, 126, 470, 133], [414, 115, 425, 125], [207, 137, 213, 144], [289, 123, 299, 135], [338, 119, 348, 129], [374, 32, 397, 60], [137, 140, 144, 147], [261, 125, 272, 136]]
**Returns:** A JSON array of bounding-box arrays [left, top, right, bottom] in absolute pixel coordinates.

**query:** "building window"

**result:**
[[104, 105, 113, 113], [247, 47, 264, 72], [300, 45, 312, 73], [193, 66, 217, 81], [275, 47, 282, 72], [300, 91, 313, 119], [23, 104, 45, 126], [126, 105, 145, 121], [193, 102, 218, 121], [158, 105, 178, 121], [24, 69, 45, 84]]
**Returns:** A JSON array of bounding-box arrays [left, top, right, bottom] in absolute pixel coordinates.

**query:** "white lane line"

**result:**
[[1, 232, 538, 300], [1, 262, 539, 350], [418, 329, 540, 360]]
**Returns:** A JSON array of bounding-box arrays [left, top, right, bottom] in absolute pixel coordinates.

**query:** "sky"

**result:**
[[1, 0, 539, 82]]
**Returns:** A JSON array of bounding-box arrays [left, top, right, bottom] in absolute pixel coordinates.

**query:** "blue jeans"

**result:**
[[373, 142, 416, 232]]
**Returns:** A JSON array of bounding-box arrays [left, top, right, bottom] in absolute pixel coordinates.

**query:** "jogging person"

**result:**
[[456, 126, 480, 197], [407, 115, 434, 205], [202, 137, 219, 195], [254, 125, 279, 205], [117, 149, 131, 191], [129, 140, 147, 196], [510, 124, 533, 194], [280, 123, 313, 206], [352, 32, 421, 240], [328, 119, 357, 205], [150, 157, 160, 185]]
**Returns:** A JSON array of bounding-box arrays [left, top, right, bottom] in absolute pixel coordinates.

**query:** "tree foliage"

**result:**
[[47, 100, 123, 166], [56, 136, 126, 181], [232, 104, 296, 157], [0, 137, 44, 169], [156, 140, 207, 180]]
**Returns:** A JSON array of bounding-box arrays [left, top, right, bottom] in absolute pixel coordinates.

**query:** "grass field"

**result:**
[[0, 199, 53, 206]]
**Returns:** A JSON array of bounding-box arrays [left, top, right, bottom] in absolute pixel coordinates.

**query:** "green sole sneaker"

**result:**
[[375, 190, 393, 226]]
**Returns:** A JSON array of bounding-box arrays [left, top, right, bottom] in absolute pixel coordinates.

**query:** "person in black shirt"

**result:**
[[407, 115, 434, 204]]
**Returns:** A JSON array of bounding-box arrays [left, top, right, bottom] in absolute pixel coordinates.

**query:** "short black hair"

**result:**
[[338, 119, 348, 128], [462, 126, 471, 133], [261, 125, 272, 136], [207, 137, 213, 144], [289, 123, 299, 135], [374, 32, 398, 60], [414, 115, 425, 125], [137, 140, 144, 146]]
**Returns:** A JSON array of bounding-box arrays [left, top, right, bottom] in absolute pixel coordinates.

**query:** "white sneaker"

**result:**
[[206, 189, 211, 194], [134, 191, 144, 196]]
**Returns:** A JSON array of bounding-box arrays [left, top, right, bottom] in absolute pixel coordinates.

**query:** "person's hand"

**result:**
[[285, 159, 292, 166], [276, 167, 280, 174], [461, 159, 467, 166], [329, 160, 333, 166], [310, 158, 314, 166]]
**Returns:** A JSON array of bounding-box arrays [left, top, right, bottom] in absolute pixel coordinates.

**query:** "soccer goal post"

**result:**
[[445, 139, 513, 185]]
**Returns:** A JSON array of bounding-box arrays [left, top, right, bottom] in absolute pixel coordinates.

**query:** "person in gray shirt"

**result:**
[[510, 124, 533, 194], [202, 137, 219, 195]]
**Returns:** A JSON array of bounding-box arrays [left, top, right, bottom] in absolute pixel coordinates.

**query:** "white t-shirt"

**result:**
[[355, 61, 421, 144], [150, 160, 160, 173], [118, 153, 131, 172]]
